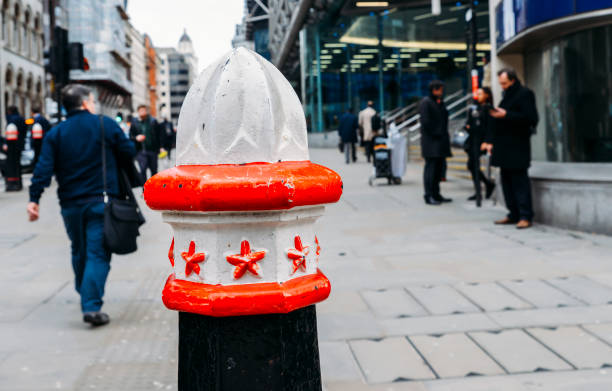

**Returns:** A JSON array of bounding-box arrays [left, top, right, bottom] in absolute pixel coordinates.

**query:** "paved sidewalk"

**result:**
[[1, 148, 611, 390]]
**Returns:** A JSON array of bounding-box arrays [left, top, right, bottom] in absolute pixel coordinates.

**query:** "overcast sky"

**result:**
[[127, 1, 244, 73]]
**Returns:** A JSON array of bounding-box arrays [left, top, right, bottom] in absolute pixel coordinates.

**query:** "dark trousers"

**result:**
[[32, 139, 42, 167], [4, 141, 22, 190], [423, 157, 445, 198], [467, 153, 492, 192], [136, 150, 158, 182], [61, 202, 111, 313], [344, 142, 356, 164], [500, 168, 534, 222], [364, 140, 373, 162]]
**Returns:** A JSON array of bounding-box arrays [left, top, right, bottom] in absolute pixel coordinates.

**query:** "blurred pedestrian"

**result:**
[[338, 108, 358, 164], [160, 117, 175, 160], [30, 104, 52, 167], [3, 106, 27, 191], [419, 80, 452, 205], [27, 84, 136, 326], [464, 87, 496, 200], [358, 101, 378, 162], [486, 68, 538, 229], [130, 105, 165, 182]]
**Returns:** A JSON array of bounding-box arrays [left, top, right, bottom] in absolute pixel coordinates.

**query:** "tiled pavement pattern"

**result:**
[[2, 149, 612, 390], [322, 277, 612, 385]]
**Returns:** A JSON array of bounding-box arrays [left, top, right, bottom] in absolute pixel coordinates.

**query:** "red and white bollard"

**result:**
[[144, 48, 342, 390]]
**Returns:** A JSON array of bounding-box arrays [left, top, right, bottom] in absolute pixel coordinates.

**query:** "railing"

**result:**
[[394, 92, 472, 144]]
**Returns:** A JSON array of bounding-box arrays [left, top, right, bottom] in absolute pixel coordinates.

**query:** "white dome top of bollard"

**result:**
[[175, 47, 309, 166]]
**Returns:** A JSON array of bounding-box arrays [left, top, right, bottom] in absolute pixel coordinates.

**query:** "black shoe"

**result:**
[[83, 312, 110, 327], [467, 194, 477, 201], [485, 183, 496, 199], [424, 196, 441, 205], [434, 196, 452, 203]]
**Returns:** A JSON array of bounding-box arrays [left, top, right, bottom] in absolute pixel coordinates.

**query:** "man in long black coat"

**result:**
[[338, 108, 358, 164], [420, 80, 452, 205], [487, 68, 538, 229]]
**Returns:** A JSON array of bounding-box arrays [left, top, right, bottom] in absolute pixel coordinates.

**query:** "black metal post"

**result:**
[[178, 305, 322, 391]]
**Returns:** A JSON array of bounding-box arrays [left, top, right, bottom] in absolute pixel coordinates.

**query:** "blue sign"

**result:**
[[497, 0, 612, 45]]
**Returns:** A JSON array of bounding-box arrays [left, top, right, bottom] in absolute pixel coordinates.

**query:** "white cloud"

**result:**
[[127, 0, 244, 73]]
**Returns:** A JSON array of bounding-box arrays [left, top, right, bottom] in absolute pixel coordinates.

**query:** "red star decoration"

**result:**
[[226, 240, 266, 279], [287, 236, 310, 274], [168, 238, 175, 267], [181, 241, 206, 276], [315, 236, 321, 256]]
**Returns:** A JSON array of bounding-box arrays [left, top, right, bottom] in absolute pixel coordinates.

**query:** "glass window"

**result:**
[[527, 25, 612, 162]]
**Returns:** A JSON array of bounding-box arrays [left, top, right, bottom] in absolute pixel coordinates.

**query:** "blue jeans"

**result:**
[[61, 202, 111, 313]]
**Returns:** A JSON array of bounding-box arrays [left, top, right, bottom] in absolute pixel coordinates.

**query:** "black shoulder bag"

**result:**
[[100, 115, 145, 254]]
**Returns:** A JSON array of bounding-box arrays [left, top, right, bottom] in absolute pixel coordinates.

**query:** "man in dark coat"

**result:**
[[487, 68, 538, 229], [130, 105, 165, 182], [30, 104, 52, 167], [2, 106, 27, 191], [28, 84, 136, 326], [338, 108, 358, 164], [419, 80, 452, 205]]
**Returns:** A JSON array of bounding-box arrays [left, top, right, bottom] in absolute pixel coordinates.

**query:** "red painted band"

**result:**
[[162, 270, 331, 317], [143, 161, 343, 212]]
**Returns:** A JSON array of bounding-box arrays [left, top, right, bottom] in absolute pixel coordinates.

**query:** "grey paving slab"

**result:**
[[319, 341, 363, 383], [469, 329, 573, 373], [546, 276, 612, 305], [317, 290, 370, 315], [527, 327, 612, 369], [424, 369, 612, 391], [488, 305, 612, 329], [361, 289, 428, 318], [349, 337, 436, 383], [410, 333, 504, 378], [583, 323, 612, 345], [381, 313, 499, 337], [407, 285, 481, 315], [317, 313, 385, 341], [500, 279, 583, 309], [454, 282, 533, 312]]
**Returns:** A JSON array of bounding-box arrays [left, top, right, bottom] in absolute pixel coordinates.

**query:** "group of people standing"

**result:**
[[419, 68, 538, 229], [1, 105, 51, 191], [337, 100, 383, 164]]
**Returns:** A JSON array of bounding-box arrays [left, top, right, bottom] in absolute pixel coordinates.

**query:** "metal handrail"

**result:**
[[397, 93, 471, 139], [443, 89, 464, 103], [385, 102, 418, 124], [446, 94, 472, 111]]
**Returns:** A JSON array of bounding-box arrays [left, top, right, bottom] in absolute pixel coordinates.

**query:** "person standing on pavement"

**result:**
[[338, 108, 359, 164], [160, 117, 175, 160], [464, 87, 496, 200], [30, 105, 52, 167], [27, 84, 136, 326], [485, 68, 538, 229], [2, 106, 27, 191], [358, 101, 378, 162], [130, 105, 165, 182], [419, 80, 452, 205]]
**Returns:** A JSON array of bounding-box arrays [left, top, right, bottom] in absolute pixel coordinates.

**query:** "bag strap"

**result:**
[[100, 115, 108, 203]]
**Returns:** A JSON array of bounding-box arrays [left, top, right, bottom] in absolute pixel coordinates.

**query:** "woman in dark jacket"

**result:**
[[463, 87, 495, 200]]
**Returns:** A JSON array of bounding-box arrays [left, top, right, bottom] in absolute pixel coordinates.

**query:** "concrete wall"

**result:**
[[530, 162, 612, 236]]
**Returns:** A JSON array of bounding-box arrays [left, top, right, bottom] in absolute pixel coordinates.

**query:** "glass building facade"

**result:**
[[302, 1, 490, 132], [526, 25, 612, 163]]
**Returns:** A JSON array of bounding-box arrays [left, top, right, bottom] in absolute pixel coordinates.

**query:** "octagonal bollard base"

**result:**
[[178, 305, 322, 391], [162, 270, 331, 317]]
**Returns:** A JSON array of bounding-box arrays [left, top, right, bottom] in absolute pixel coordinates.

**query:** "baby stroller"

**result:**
[[368, 135, 402, 186]]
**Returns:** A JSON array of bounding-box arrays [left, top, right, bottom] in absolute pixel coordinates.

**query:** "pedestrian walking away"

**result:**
[[338, 108, 358, 164], [485, 68, 539, 229], [2, 106, 27, 191], [27, 84, 136, 327], [358, 101, 379, 162], [419, 80, 452, 205], [464, 87, 496, 201], [30, 105, 52, 168], [130, 104, 165, 183]]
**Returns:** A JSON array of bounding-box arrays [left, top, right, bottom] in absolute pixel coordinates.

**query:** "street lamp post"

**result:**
[[144, 48, 343, 391]]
